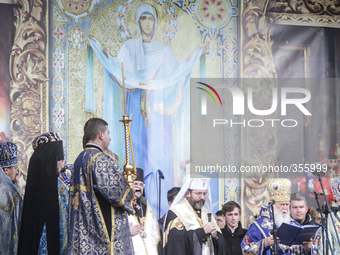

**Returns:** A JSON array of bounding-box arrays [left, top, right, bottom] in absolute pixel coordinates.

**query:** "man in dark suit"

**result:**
[[222, 201, 247, 255]]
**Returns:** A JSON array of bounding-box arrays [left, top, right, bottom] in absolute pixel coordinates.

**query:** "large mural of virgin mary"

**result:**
[[85, 2, 206, 215]]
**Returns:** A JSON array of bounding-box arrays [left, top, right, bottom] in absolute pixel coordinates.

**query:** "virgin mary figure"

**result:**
[[87, 3, 205, 215]]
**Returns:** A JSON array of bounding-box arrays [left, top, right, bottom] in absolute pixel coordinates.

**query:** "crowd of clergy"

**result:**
[[1, 118, 340, 255]]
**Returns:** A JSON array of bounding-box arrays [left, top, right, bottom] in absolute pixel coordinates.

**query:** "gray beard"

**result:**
[[274, 206, 291, 227], [187, 198, 205, 209], [193, 202, 204, 210]]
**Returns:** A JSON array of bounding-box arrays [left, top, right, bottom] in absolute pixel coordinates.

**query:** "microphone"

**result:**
[[331, 207, 340, 213], [207, 213, 212, 222], [320, 205, 340, 214], [312, 171, 326, 176], [268, 199, 276, 206], [157, 169, 165, 179], [207, 213, 213, 242], [313, 191, 324, 196]]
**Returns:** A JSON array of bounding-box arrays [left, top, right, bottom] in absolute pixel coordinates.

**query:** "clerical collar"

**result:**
[[85, 143, 103, 152]]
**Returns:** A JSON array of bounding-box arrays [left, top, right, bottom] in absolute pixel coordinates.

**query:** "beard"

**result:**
[[274, 206, 291, 227], [188, 197, 205, 209], [193, 201, 204, 209]]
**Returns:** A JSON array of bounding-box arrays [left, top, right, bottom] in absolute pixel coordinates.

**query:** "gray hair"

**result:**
[[290, 192, 307, 206]]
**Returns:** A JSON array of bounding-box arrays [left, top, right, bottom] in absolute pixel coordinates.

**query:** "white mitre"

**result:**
[[171, 176, 212, 213]]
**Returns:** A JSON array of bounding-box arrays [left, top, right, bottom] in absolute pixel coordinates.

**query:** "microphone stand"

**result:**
[[157, 169, 164, 219], [317, 174, 339, 254], [270, 204, 278, 255], [207, 213, 214, 255], [314, 192, 329, 255], [331, 205, 340, 222]]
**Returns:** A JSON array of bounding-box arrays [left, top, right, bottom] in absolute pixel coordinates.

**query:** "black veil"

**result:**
[[18, 140, 63, 254]]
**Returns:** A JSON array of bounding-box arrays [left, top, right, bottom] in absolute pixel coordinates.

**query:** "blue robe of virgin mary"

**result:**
[[87, 3, 204, 216]]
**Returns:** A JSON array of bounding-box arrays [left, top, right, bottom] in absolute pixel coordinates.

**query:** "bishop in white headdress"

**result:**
[[163, 177, 225, 255]]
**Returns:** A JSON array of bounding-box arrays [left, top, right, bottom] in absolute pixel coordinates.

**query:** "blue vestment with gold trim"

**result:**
[[241, 206, 311, 255], [67, 146, 134, 254], [313, 206, 340, 255], [0, 168, 22, 255]]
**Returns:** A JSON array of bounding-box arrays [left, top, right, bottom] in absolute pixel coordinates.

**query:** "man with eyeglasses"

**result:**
[[163, 177, 225, 255]]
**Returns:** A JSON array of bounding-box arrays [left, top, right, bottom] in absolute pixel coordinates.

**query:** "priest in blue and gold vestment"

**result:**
[[0, 142, 22, 255], [313, 179, 340, 255], [68, 118, 135, 254], [241, 179, 314, 255]]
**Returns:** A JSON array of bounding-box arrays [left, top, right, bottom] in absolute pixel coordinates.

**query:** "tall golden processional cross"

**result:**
[[119, 60, 137, 186]]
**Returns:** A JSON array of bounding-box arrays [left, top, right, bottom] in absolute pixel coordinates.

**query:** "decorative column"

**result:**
[[10, 0, 49, 190]]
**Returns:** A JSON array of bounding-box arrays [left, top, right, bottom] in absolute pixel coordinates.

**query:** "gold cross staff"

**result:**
[[121, 60, 127, 115], [120, 60, 136, 186]]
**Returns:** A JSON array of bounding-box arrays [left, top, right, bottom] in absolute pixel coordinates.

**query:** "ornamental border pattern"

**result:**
[[10, 0, 49, 191]]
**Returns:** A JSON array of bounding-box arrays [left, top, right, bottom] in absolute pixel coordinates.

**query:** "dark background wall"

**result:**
[[0, 3, 15, 141]]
